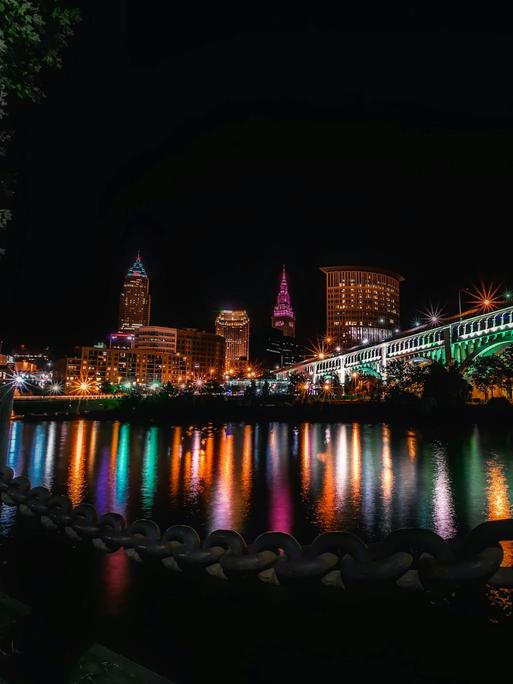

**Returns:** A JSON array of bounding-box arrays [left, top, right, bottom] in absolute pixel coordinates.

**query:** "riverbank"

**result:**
[[12, 395, 513, 426]]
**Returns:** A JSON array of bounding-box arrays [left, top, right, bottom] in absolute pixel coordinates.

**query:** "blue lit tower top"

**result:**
[[127, 251, 147, 277], [118, 252, 151, 332]]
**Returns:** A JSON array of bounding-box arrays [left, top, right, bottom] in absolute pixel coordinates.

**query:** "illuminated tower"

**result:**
[[272, 265, 295, 337], [118, 253, 151, 332], [215, 310, 250, 368], [320, 265, 403, 349]]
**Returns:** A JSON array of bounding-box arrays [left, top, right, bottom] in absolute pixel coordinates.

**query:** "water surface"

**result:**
[[3, 419, 513, 544]]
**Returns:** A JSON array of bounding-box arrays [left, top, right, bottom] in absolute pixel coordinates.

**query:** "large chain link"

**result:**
[[1, 466, 511, 591]]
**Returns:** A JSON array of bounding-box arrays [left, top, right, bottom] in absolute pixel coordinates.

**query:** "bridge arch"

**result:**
[[355, 363, 382, 379], [459, 330, 513, 370]]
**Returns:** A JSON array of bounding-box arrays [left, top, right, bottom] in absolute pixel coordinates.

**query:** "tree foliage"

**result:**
[[383, 359, 426, 400], [467, 349, 513, 399], [0, 0, 80, 251]]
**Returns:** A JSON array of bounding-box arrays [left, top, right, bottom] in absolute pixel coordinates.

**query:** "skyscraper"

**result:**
[[320, 266, 403, 349], [272, 265, 295, 337], [118, 253, 151, 332], [215, 310, 250, 369]]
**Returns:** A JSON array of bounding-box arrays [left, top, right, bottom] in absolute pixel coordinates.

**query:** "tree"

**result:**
[[0, 1, 80, 252], [100, 380, 113, 394], [287, 371, 308, 398], [260, 380, 271, 399], [358, 372, 383, 401], [205, 379, 222, 395], [422, 362, 471, 407], [498, 346, 513, 400], [244, 380, 257, 399], [383, 359, 427, 400], [467, 355, 505, 399]]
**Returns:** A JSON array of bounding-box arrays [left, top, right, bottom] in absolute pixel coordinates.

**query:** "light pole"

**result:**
[[458, 288, 470, 322]]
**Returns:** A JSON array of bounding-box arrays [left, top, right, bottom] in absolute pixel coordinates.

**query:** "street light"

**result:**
[[458, 287, 470, 321]]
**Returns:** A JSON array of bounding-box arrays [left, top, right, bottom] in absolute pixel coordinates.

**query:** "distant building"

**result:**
[[265, 329, 304, 369], [0, 354, 13, 382], [12, 345, 52, 369], [320, 265, 404, 349], [134, 326, 177, 354], [54, 354, 81, 388], [133, 326, 225, 380], [118, 253, 151, 332], [109, 332, 135, 349], [272, 265, 295, 337], [176, 328, 225, 380], [215, 310, 250, 369], [62, 346, 181, 391]]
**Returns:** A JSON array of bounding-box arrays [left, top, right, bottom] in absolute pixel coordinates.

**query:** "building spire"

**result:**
[[127, 252, 147, 277], [272, 265, 295, 336]]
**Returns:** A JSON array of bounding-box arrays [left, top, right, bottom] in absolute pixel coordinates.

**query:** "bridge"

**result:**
[[275, 304, 513, 385]]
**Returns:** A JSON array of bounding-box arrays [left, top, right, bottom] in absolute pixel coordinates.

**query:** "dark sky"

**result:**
[[2, 4, 513, 356]]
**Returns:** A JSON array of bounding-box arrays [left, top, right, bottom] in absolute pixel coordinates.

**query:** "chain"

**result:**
[[1, 464, 512, 591]]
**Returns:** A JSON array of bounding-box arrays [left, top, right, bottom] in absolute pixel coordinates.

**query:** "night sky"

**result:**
[[2, 4, 513, 357]]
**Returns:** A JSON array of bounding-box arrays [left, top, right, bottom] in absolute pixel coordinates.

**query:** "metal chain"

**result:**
[[1, 464, 512, 591]]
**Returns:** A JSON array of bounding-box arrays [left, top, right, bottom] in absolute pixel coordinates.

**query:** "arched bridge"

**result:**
[[275, 305, 513, 384]]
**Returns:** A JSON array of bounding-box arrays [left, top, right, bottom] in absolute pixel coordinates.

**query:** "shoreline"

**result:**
[[12, 396, 513, 427]]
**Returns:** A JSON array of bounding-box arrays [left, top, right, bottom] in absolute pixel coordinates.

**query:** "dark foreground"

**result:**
[[1, 517, 513, 683]]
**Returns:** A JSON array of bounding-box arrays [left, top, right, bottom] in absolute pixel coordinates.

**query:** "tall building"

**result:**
[[265, 330, 304, 369], [215, 310, 250, 369], [272, 265, 295, 337], [320, 266, 404, 349], [118, 253, 151, 332]]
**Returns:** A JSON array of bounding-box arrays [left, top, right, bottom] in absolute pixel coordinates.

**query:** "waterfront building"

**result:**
[[55, 354, 81, 388], [62, 327, 225, 391], [109, 332, 135, 349], [215, 310, 250, 369], [63, 346, 179, 391], [118, 253, 151, 332], [134, 326, 177, 354], [176, 328, 225, 380], [272, 266, 295, 337], [320, 265, 404, 349], [0, 354, 13, 382]]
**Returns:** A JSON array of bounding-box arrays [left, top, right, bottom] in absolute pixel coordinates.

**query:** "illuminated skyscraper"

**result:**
[[320, 266, 403, 349], [272, 265, 295, 337], [118, 253, 151, 332], [215, 310, 250, 369]]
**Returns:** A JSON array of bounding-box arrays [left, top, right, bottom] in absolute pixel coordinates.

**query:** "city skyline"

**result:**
[[2, 7, 513, 355], [2, 248, 511, 359]]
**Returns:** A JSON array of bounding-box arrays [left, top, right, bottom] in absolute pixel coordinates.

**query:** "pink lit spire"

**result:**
[[273, 265, 294, 319]]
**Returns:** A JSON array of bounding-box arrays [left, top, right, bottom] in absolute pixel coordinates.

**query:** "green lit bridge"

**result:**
[[275, 305, 513, 385]]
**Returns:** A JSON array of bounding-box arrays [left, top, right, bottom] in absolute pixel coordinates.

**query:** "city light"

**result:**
[[468, 282, 502, 312], [307, 339, 330, 361], [72, 378, 95, 395], [421, 303, 446, 327], [50, 383, 62, 394]]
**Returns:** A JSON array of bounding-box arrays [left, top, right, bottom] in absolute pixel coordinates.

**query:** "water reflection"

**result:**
[[432, 442, 456, 539], [2, 419, 513, 548], [68, 420, 86, 507]]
